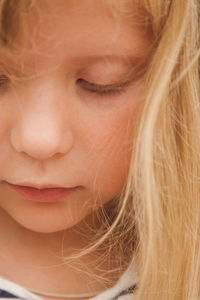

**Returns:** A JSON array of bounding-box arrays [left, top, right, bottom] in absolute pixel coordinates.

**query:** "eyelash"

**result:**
[[0, 74, 129, 97], [76, 78, 129, 96], [0, 74, 10, 90]]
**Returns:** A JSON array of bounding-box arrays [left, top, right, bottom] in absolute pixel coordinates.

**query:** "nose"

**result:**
[[10, 85, 74, 160]]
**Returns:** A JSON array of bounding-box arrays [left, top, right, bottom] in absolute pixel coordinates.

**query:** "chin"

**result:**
[[5, 203, 92, 234], [14, 218, 73, 233]]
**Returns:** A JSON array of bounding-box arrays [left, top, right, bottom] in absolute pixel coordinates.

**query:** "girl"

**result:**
[[0, 0, 199, 300]]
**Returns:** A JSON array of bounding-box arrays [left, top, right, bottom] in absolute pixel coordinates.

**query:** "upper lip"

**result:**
[[7, 182, 76, 190]]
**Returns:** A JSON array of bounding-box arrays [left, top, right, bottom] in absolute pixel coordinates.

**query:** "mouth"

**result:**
[[6, 182, 79, 203]]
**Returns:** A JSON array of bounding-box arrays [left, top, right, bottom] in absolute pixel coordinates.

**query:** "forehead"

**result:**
[[0, 0, 151, 74]]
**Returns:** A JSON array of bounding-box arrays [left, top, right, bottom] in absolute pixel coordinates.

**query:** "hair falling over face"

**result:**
[[0, 1, 199, 300]]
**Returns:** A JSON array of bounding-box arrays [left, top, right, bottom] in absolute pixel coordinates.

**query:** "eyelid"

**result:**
[[77, 57, 149, 92], [0, 74, 9, 82], [77, 78, 130, 94], [0, 74, 11, 90]]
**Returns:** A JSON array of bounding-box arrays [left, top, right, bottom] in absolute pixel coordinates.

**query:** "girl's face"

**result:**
[[0, 0, 150, 233]]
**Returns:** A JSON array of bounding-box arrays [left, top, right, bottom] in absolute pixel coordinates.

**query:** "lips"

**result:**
[[7, 183, 78, 203]]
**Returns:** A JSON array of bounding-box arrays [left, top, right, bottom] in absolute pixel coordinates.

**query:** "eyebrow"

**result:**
[[69, 53, 149, 65], [0, 51, 151, 80]]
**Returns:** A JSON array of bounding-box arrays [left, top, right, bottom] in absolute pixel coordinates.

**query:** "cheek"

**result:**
[[83, 98, 141, 204]]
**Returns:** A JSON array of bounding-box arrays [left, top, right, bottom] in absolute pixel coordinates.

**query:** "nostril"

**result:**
[[10, 124, 74, 160]]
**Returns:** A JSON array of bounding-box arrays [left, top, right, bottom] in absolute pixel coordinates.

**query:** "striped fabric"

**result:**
[[0, 284, 136, 299], [0, 289, 21, 298], [0, 263, 138, 299], [0, 284, 136, 300]]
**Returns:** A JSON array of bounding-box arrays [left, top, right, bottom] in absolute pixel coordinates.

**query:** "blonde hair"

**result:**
[[0, 0, 200, 299], [130, 1, 200, 299]]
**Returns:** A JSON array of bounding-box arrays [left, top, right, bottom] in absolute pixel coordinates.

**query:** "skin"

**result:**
[[0, 0, 151, 298]]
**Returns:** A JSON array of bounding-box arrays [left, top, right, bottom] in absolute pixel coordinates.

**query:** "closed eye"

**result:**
[[0, 74, 10, 91], [76, 78, 129, 96]]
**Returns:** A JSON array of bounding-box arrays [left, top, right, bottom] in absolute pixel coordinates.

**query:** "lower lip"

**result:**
[[8, 184, 78, 203]]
